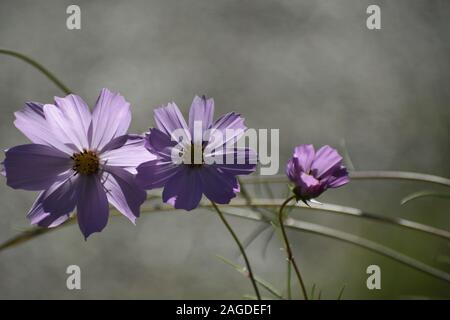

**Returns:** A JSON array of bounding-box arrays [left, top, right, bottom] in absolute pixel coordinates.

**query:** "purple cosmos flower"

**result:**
[[286, 144, 349, 201], [136, 95, 257, 211], [3, 88, 155, 239]]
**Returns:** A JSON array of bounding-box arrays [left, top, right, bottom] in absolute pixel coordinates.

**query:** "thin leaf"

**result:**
[[240, 171, 450, 188], [217, 206, 450, 283], [340, 138, 356, 171], [242, 294, 273, 300], [221, 199, 450, 241], [217, 255, 284, 300], [401, 191, 450, 205], [2, 201, 450, 284], [337, 284, 346, 300], [310, 284, 316, 300]]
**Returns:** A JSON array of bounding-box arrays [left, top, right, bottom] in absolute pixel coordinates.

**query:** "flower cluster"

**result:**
[[2, 89, 349, 238]]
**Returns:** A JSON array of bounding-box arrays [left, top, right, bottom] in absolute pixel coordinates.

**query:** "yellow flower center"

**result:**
[[71, 150, 100, 175]]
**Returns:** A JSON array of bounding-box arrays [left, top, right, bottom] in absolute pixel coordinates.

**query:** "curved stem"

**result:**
[[211, 201, 261, 300], [2, 204, 450, 283], [401, 191, 450, 205], [240, 171, 450, 188], [0, 49, 71, 94], [350, 171, 450, 187], [286, 259, 292, 300], [278, 196, 308, 300]]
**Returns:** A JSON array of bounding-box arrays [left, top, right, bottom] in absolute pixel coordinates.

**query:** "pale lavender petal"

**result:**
[[76, 175, 109, 239], [103, 166, 146, 224], [101, 135, 156, 173], [189, 95, 214, 143], [99, 134, 129, 153], [14, 102, 74, 154], [154, 102, 189, 136], [54, 94, 91, 147], [90, 88, 131, 150], [207, 112, 246, 149], [311, 145, 343, 179], [293, 144, 315, 173], [43, 104, 86, 152], [162, 168, 203, 211], [4, 144, 72, 190], [208, 148, 257, 176]]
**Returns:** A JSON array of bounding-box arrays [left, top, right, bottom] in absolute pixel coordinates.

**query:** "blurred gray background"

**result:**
[[0, 0, 449, 299]]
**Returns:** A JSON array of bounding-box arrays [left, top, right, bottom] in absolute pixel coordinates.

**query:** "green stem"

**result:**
[[286, 259, 292, 300], [240, 171, 450, 188], [2, 204, 450, 283], [0, 49, 71, 94], [211, 201, 261, 300], [278, 195, 308, 300]]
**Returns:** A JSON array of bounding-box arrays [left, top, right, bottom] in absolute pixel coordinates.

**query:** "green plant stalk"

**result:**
[[211, 201, 261, 300], [240, 171, 450, 188], [217, 255, 283, 299], [0, 49, 71, 94], [2, 203, 450, 283], [278, 196, 308, 300], [286, 259, 292, 300]]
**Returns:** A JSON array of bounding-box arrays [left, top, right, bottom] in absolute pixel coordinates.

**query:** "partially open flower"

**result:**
[[286, 144, 349, 202]]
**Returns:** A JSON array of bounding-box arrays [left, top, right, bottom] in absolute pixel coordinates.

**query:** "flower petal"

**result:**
[[14, 102, 74, 154], [4, 144, 72, 190], [42, 173, 79, 216], [76, 175, 109, 239], [26, 172, 77, 227], [293, 144, 315, 173], [103, 166, 146, 224], [43, 104, 87, 152], [198, 166, 239, 204], [154, 102, 189, 135], [207, 112, 246, 150], [143, 128, 177, 159], [295, 172, 324, 199], [206, 148, 257, 176], [189, 95, 214, 143], [54, 94, 91, 147], [136, 158, 182, 189], [27, 192, 71, 228], [311, 145, 343, 179], [90, 88, 131, 150], [162, 168, 203, 211], [101, 134, 156, 173], [154, 102, 191, 147], [327, 166, 350, 188]]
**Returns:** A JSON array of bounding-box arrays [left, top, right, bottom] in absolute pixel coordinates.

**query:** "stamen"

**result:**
[[71, 150, 100, 175]]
